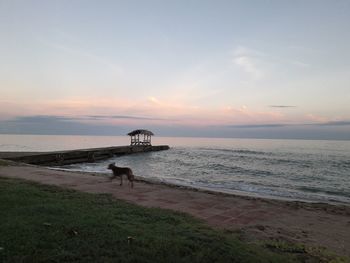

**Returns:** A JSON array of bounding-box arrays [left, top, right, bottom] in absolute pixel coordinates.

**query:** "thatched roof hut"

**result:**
[[127, 129, 154, 146]]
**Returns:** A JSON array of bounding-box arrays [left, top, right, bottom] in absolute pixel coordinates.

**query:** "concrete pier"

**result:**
[[0, 145, 169, 166]]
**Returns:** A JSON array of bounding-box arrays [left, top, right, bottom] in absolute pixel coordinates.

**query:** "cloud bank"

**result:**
[[1, 115, 350, 140]]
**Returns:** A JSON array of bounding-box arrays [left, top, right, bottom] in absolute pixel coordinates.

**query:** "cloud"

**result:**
[[313, 121, 350, 126], [305, 114, 328, 123], [1, 115, 350, 140], [233, 56, 263, 78], [1, 99, 287, 127], [225, 120, 350, 129], [0, 115, 131, 136], [232, 46, 265, 78], [269, 105, 296, 108], [87, 115, 173, 121], [232, 45, 312, 80], [147, 96, 161, 105], [221, 105, 284, 125], [225, 124, 287, 129], [6, 115, 80, 123], [8, 115, 171, 122]]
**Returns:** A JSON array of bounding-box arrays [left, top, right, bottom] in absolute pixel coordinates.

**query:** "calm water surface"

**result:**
[[1, 134, 349, 204]]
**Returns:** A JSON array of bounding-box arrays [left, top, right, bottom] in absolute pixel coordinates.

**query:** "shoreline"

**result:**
[[1, 160, 350, 257], [4, 158, 350, 214], [51, 167, 350, 207], [1, 142, 349, 206]]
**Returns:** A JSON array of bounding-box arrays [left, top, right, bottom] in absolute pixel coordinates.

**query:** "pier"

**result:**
[[0, 130, 169, 166], [0, 145, 170, 166]]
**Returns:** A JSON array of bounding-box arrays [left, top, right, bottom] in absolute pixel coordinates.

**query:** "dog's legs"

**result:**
[[120, 175, 123, 186], [127, 173, 134, 189], [129, 174, 134, 188]]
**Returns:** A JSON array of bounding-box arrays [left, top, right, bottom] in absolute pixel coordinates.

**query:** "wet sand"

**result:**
[[0, 162, 349, 257]]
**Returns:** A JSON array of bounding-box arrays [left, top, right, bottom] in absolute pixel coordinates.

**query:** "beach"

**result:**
[[1, 162, 349, 257], [2, 135, 350, 204]]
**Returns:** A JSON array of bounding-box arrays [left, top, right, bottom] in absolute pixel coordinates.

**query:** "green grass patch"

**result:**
[[0, 177, 338, 263], [263, 240, 350, 263], [0, 159, 11, 166]]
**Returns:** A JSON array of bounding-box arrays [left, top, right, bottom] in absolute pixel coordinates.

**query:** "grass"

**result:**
[[0, 159, 11, 166], [0, 177, 347, 263], [263, 241, 350, 263]]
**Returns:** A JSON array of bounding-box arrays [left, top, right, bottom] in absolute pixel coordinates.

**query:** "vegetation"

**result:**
[[0, 159, 11, 166], [263, 241, 349, 263], [0, 177, 348, 262]]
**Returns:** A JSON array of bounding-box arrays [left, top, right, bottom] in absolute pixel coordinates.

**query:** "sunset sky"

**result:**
[[1, 0, 350, 139]]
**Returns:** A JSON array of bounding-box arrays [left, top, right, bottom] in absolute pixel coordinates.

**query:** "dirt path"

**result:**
[[1, 164, 349, 256]]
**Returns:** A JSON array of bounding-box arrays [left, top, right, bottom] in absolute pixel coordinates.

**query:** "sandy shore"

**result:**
[[0, 162, 349, 257]]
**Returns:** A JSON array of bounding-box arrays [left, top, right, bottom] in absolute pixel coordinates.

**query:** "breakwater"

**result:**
[[0, 145, 169, 166]]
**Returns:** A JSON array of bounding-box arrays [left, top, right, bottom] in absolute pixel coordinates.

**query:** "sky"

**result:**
[[1, 0, 350, 139]]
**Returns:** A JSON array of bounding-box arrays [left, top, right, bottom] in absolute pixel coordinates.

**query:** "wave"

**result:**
[[198, 147, 272, 156], [297, 186, 350, 198], [201, 163, 275, 177], [329, 160, 350, 169], [58, 144, 350, 204]]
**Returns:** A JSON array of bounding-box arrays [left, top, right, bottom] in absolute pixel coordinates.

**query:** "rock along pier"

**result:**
[[0, 145, 170, 166]]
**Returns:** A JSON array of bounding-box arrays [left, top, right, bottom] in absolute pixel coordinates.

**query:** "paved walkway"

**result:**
[[1, 164, 349, 256]]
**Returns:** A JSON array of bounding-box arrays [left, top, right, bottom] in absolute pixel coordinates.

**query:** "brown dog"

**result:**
[[108, 163, 134, 188]]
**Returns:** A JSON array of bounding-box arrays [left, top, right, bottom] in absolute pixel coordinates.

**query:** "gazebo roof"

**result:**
[[127, 129, 154, 136]]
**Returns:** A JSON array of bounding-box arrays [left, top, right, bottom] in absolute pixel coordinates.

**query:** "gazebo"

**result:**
[[127, 129, 154, 146]]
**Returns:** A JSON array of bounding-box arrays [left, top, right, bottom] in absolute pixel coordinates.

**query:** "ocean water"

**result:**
[[1, 134, 350, 204]]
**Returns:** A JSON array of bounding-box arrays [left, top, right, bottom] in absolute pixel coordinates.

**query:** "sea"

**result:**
[[1, 134, 349, 204]]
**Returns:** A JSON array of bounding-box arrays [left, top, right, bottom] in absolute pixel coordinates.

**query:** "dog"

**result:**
[[107, 163, 134, 188]]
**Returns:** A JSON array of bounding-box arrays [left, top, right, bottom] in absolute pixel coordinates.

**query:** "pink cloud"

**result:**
[[304, 113, 328, 123], [3, 97, 339, 128]]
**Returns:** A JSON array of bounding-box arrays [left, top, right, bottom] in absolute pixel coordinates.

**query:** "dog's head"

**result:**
[[107, 163, 115, 170]]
